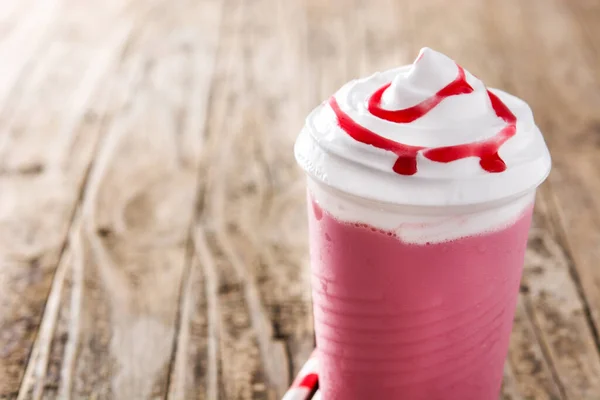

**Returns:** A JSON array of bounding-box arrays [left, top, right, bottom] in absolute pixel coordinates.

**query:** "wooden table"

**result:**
[[1, 0, 599, 398]]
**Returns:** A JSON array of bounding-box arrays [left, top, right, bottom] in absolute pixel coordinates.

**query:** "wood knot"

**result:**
[[97, 227, 113, 238], [218, 281, 241, 295]]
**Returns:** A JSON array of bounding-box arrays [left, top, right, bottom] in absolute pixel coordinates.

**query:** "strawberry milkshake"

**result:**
[[294, 48, 551, 399]]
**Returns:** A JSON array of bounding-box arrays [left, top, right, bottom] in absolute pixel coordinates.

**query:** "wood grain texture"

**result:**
[[482, 0, 600, 398], [0, 0, 131, 396], [501, 362, 523, 400], [173, 1, 314, 397], [0, 0, 598, 398], [15, 0, 222, 398]]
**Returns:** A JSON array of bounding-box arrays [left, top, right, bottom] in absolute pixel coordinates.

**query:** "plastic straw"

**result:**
[[281, 350, 319, 400]]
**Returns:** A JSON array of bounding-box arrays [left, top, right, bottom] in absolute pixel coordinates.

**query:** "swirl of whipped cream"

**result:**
[[295, 48, 551, 206]]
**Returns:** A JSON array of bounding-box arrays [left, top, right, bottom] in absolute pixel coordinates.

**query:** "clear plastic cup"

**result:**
[[306, 177, 536, 400]]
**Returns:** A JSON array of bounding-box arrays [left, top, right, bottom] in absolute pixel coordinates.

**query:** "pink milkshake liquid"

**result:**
[[308, 181, 534, 400]]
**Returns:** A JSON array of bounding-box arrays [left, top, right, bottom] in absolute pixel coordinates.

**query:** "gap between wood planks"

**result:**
[[163, 1, 225, 396]]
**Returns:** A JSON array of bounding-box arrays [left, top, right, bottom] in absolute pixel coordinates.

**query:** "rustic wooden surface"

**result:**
[[1, 0, 599, 398]]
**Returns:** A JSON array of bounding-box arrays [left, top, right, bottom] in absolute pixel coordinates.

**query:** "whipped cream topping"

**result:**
[[295, 48, 551, 207]]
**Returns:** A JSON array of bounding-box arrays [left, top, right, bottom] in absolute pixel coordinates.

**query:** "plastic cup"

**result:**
[[305, 177, 537, 400]]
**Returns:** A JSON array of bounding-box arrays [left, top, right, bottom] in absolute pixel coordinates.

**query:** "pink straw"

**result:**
[[282, 350, 319, 400]]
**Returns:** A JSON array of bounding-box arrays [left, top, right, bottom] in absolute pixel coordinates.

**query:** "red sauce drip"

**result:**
[[367, 66, 474, 123], [329, 97, 424, 175], [329, 64, 518, 176]]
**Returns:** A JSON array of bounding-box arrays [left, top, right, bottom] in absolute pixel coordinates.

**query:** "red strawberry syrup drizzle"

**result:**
[[328, 64, 517, 175]]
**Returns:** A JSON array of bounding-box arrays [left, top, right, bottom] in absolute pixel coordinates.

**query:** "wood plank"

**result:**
[[16, 0, 223, 398], [304, 0, 360, 102], [482, 0, 600, 398], [0, 0, 64, 125], [170, 1, 268, 397], [563, 0, 600, 80], [163, 1, 224, 399], [0, 1, 132, 397], [557, 0, 600, 343], [501, 362, 523, 400], [484, 0, 600, 148], [521, 184, 600, 399], [174, 0, 315, 397], [167, 234, 217, 400], [506, 298, 563, 399]]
